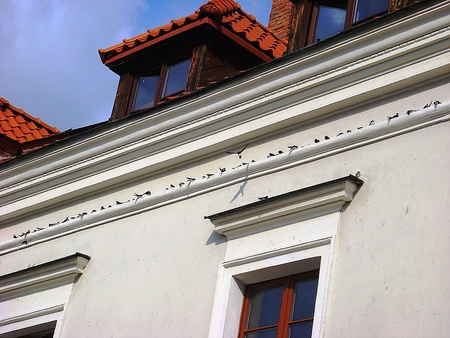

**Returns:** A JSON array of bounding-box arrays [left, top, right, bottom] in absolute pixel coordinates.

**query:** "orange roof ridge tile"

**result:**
[[199, 0, 241, 15]]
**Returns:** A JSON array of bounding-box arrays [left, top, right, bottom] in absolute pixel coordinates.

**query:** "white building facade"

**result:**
[[1, 0, 450, 337]]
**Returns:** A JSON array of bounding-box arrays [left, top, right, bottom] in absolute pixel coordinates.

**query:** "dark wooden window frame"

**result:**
[[128, 54, 193, 113], [110, 45, 207, 120], [288, 0, 391, 52], [238, 270, 319, 338]]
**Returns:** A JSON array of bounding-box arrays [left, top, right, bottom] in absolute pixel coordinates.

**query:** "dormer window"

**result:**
[[101, 1, 287, 121], [288, 0, 389, 50], [132, 59, 191, 111]]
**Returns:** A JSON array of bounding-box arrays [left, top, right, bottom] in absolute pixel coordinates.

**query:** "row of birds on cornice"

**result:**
[[11, 100, 442, 241]]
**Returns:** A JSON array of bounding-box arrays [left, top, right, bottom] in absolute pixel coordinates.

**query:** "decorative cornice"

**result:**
[[0, 253, 90, 300], [0, 2, 449, 223], [205, 175, 362, 238], [0, 101, 449, 255]]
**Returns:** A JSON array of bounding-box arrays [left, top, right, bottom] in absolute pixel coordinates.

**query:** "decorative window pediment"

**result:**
[[0, 253, 90, 337], [206, 175, 363, 239]]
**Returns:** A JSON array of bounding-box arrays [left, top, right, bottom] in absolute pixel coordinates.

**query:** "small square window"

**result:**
[[131, 58, 191, 112], [163, 59, 191, 97], [313, 3, 347, 42], [354, 0, 390, 22], [132, 75, 159, 111]]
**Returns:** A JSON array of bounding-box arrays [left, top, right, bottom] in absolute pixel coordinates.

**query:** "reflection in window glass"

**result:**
[[313, 4, 347, 43], [354, 0, 389, 22], [291, 277, 319, 320], [133, 75, 159, 110], [163, 59, 191, 97], [247, 285, 284, 329]]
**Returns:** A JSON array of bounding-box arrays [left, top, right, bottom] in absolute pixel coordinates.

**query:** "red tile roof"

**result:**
[[0, 98, 107, 162], [0, 98, 59, 143], [99, 0, 286, 65]]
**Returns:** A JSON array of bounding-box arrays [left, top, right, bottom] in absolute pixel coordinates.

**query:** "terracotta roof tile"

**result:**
[[99, 0, 286, 64], [0, 98, 60, 143], [27, 121, 38, 130], [1, 121, 12, 132]]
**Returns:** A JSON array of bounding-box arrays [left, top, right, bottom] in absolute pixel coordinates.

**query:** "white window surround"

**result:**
[[0, 253, 90, 337], [206, 175, 362, 338]]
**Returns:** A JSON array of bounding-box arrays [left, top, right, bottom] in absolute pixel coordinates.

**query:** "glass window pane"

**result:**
[[291, 277, 319, 320], [133, 75, 159, 110], [354, 0, 389, 22], [245, 327, 278, 338], [247, 285, 284, 329], [163, 59, 191, 97], [289, 321, 313, 338], [313, 4, 346, 43]]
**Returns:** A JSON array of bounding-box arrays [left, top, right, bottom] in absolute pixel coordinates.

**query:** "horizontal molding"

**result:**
[[0, 304, 64, 327], [222, 238, 332, 268], [0, 253, 90, 300], [0, 102, 449, 255], [0, 2, 449, 215], [206, 175, 362, 238]]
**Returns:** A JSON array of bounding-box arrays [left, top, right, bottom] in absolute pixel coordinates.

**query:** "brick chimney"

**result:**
[[268, 0, 293, 42]]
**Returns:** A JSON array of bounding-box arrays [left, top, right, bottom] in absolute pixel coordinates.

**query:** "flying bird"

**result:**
[[179, 182, 185, 187], [369, 120, 375, 126], [219, 167, 226, 173], [288, 145, 298, 151], [186, 177, 195, 182], [226, 144, 249, 159]]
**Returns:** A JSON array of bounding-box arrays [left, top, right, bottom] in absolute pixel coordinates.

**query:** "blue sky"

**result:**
[[0, 0, 272, 131]]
